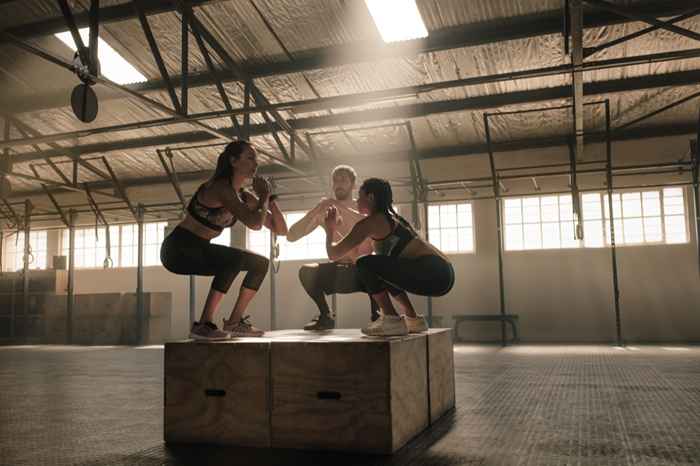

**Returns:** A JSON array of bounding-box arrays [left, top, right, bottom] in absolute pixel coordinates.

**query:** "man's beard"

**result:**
[[334, 189, 351, 201]]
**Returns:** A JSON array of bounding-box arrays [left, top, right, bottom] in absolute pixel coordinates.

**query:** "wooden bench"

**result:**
[[453, 314, 519, 344]]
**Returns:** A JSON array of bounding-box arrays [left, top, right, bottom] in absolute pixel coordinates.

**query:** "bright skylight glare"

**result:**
[[55, 28, 147, 85], [365, 0, 428, 43]]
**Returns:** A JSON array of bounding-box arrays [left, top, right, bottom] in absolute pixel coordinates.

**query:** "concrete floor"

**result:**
[[1, 344, 699, 466]]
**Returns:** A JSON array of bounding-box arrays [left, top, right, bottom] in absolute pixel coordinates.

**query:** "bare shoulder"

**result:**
[[357, 213, 385, 234], [209, 178, 235, 196]]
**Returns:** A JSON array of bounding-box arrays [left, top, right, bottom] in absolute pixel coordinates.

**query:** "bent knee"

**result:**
[[258, 255, 270, 269], [298, 263, 319, 282]]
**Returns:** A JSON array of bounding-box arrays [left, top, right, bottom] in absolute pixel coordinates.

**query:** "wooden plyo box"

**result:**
[[164, 338, 271, 447], [426, 329, 455, 423], [270, 329, 428, 453], [164, 328, 454, 454]]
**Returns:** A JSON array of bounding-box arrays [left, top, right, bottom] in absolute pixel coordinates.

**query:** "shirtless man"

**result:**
[[286, 165, 379, 330]]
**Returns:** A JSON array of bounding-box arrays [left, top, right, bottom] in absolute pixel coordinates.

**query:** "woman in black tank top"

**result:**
[[323, 178, 454, 337], [160, 141, 287, 340]]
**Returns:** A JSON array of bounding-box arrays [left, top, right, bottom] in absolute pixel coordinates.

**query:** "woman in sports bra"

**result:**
[[324, 177, 454, 337], [160, 140, 287, 340]]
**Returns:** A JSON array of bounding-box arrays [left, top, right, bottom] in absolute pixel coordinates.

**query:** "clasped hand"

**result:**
[[324, 205, 340, 232], [252, 176, 271, 199]]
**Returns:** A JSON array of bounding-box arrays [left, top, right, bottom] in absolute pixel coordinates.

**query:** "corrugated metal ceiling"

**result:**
[[0, 0, 698, 194]]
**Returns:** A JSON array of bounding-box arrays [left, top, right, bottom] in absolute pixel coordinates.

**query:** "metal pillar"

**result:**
[[693, 109, 700, 278], [188, 275, 196, 325], [484, 113, 508, 346], [67, 209, 76, 344], [604, 100, 623, 346], [136, 204, 145, 345], [21, 200, 31, 332], [269, 232, 278, 330], [331, 294, 337, 323], [420, 202, 433, 327]]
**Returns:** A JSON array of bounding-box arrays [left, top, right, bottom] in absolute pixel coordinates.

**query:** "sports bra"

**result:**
[[372, 213, 416, 257], [186, 180, 237, 232]]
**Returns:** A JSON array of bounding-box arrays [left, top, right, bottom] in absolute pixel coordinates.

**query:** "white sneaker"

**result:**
[[361, 315, 408, 337], [403, 314, 429, 333]]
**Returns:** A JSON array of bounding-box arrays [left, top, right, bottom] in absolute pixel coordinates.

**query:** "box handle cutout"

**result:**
[[317, 391, 341, 400], [205, 389, 226, 397]]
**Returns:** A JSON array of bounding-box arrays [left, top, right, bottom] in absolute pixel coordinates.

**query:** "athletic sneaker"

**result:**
[[190, 321, 230, 341], [223, 315, 264, 337], [403, 314, 429, 333], [361, 315, 408, 337], [303, 314, 335, 331]]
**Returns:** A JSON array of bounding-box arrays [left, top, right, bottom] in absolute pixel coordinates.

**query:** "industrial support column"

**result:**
[[605, 101, 623, 346], [269, 231, 277, 331], [67, 209, 76, 344], [484, 113, 508, 346], [136, 204, 145, 345], [189, 276, 196, 326], [21, 200, 32, 338], [423, 202, 433, 326], [693, 108, 700, 278]]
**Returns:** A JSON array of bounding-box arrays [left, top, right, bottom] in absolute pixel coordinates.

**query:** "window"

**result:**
[[583, 187, 687, 246], [426, 203, 474, 253], [504, 187, 688, 251], [247, 211, 327, 261], [61, 226, 115, 269], [60, 222, 166, 269], [504, 195, 577, 251], [365, 0, 428, 43], [2, 231, 48, 272], [55, 28, 147, 85]]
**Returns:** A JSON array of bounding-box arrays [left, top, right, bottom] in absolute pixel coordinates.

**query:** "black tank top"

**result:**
[[372, 213, 416, 257], [186, 180, 237, 232]]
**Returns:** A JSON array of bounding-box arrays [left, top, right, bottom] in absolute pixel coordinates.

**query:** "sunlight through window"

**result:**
[[365, 0, 428, 42], [55, 28, 147, 85]]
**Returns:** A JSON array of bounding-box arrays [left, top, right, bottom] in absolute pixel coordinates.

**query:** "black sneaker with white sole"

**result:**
[[303, 314, 335, 331]]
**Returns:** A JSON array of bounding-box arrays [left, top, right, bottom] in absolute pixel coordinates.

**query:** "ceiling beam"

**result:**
[[2, 0, 697, 115], [3, 47, 700, 151], [6, 121, 697, 199], [0, 0, 222, 41], [7, 68, 700, 162]]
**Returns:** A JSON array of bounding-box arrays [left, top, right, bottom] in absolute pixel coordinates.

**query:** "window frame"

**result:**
[[502, 194, 580, 252], [502, 186, 690, 252], [246, 210, 327, 262], [59, 221, 167, 269], [426, 201, 475, 255], [2, 230, 49, 272]]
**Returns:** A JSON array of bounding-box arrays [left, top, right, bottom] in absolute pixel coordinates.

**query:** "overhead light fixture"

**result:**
[[365, 0, 428, 43], [55, 28, 147, 85]]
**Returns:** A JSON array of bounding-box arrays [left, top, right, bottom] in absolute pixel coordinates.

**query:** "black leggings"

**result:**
[[160, 226, 268, 293], [299, 262, 380, 319], [356, 254, 455, 297]]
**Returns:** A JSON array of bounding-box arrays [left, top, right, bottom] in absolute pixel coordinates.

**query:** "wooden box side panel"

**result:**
[[165, 342, 270, 447], [271, 341, 392, 453], [428, 329, 455, 423], [390, 336, 429, 452]]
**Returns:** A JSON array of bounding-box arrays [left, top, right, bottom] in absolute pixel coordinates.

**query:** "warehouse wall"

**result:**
[[6, 134, 700, 342]]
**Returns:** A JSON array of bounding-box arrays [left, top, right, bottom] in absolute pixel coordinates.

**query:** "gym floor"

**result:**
[[1, 344, 699, 466]]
